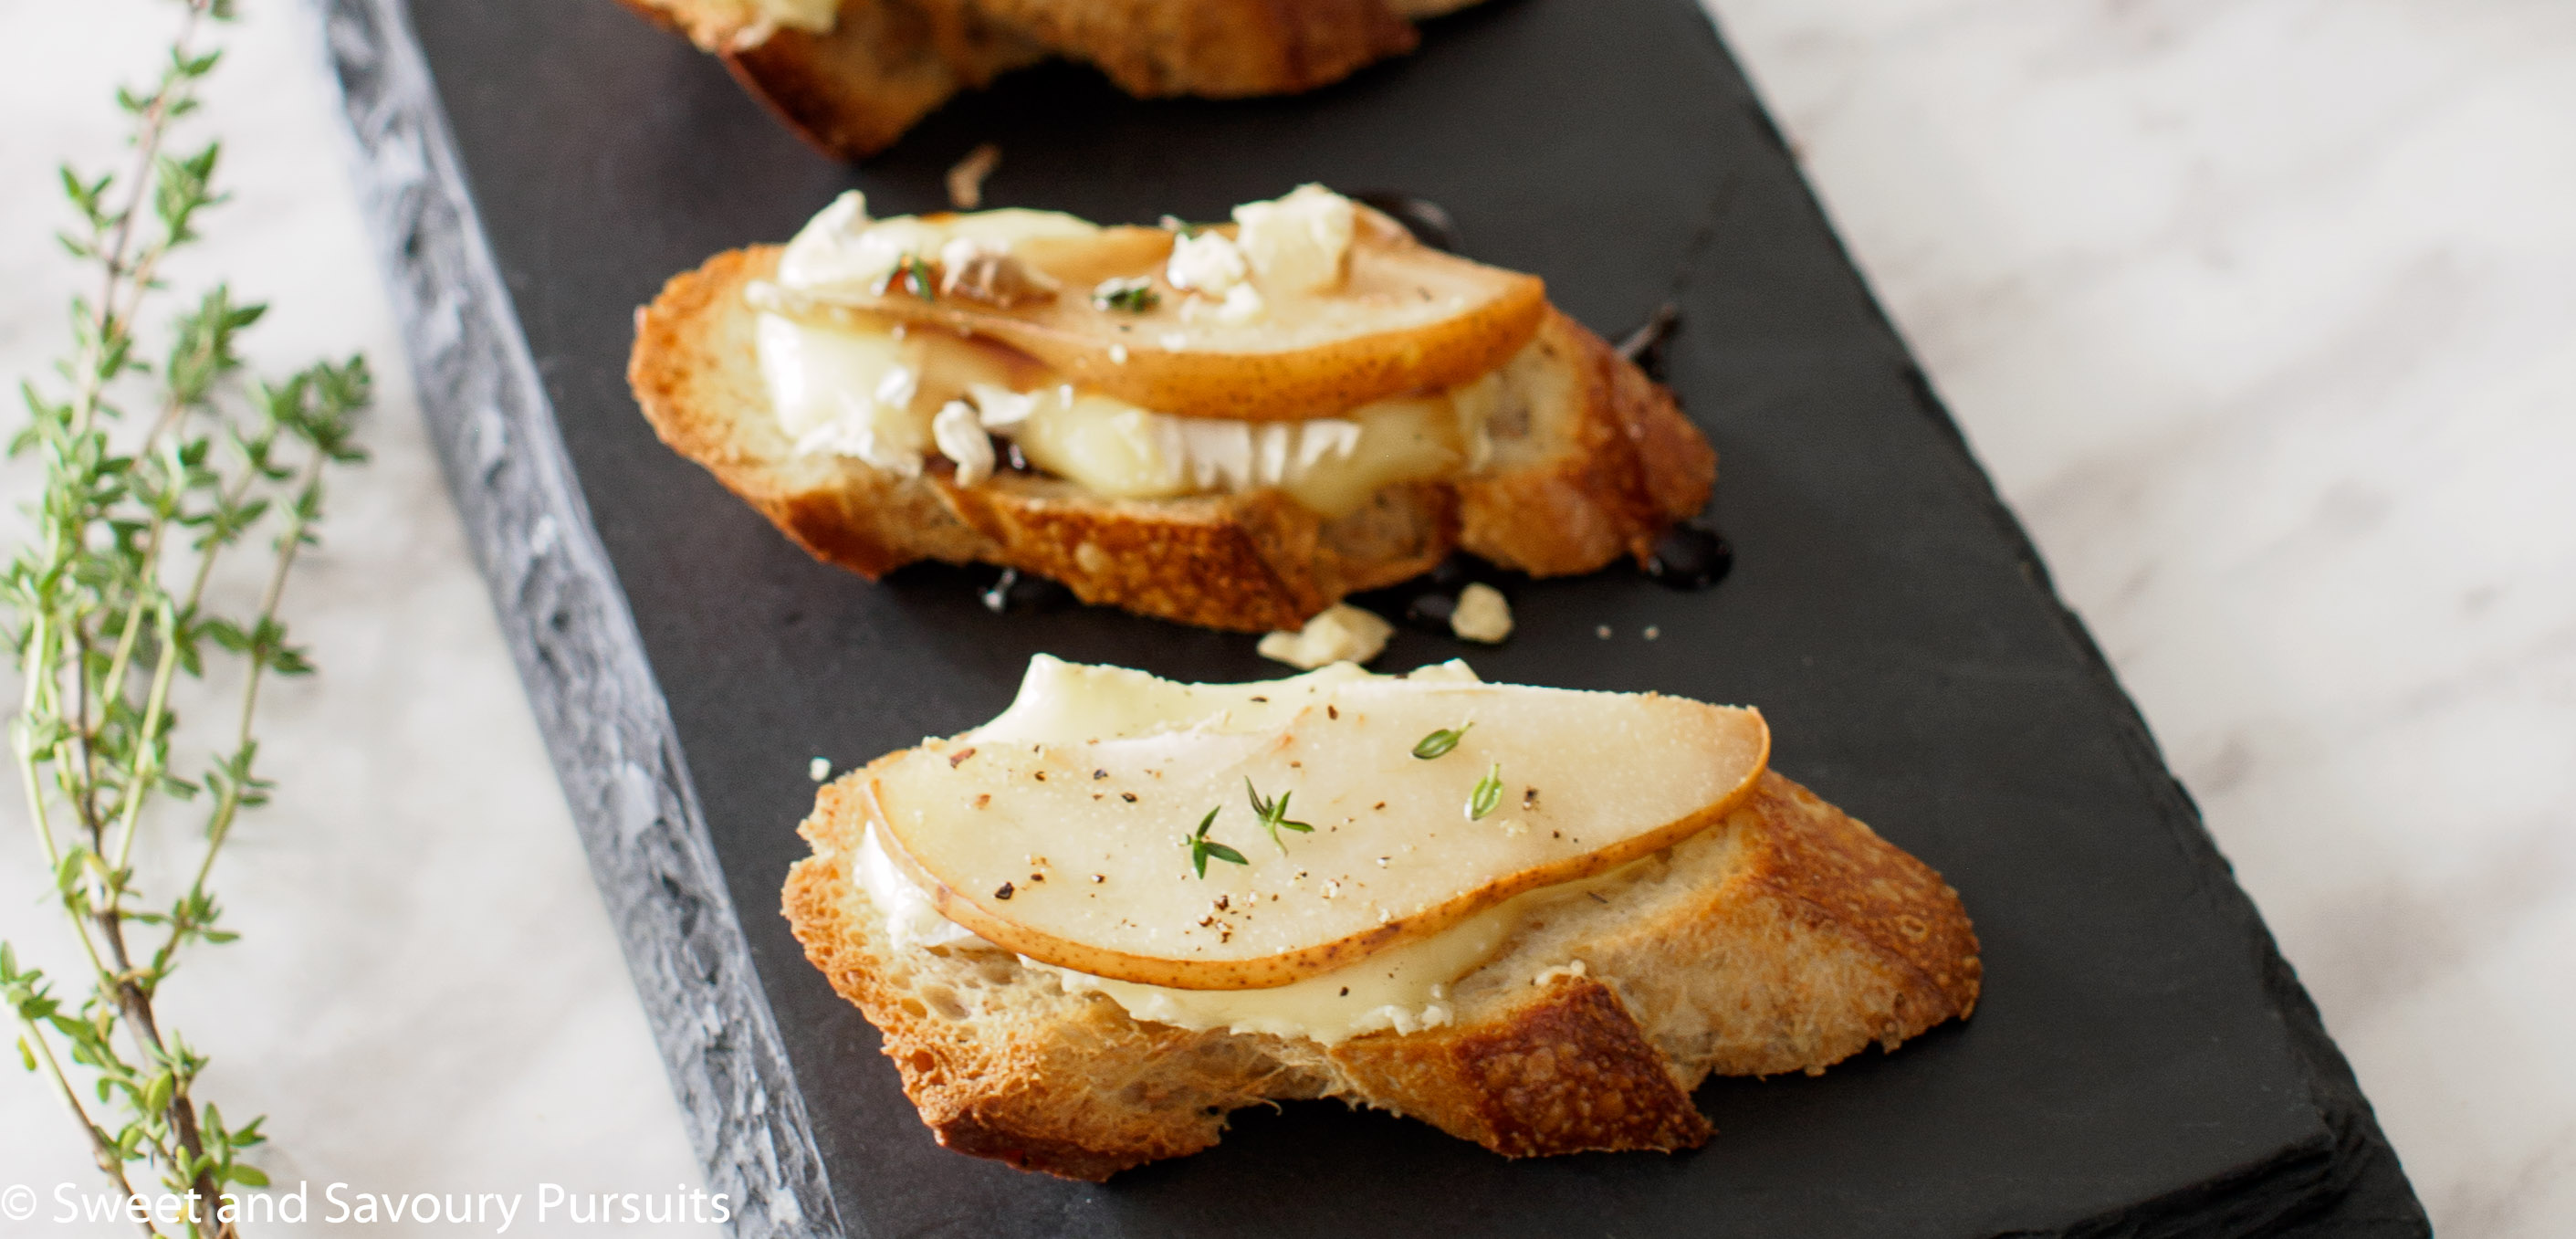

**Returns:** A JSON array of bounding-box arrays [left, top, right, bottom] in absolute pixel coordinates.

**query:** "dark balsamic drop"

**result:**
[[1645, 524, 1733, 590], [980, 567, 1074, 614], [1424, 551, 1485, 591], [1350, 192, 1461, 254], [1401, 590, 1459, 635]]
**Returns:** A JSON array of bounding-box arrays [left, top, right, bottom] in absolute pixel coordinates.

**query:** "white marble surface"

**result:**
[[1705, 0, 2576, 1234], [0, 2, 715, 1234], [0, 0, 2568, 1235]]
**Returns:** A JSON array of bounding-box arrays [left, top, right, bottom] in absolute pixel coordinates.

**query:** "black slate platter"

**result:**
[[319, 1, 2430, 1235]]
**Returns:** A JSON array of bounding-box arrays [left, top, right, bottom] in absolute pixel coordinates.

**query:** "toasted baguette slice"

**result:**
[[626, 0, 1461, 160], [783, 768, 1980, 1180], [629, 245, 1714, 631]]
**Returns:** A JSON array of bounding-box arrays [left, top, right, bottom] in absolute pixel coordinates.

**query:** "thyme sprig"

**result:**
[[1468, 762, 1504, 821], [1243, 778, 1313, 853], [882, 254, 937, 301], [1185, 807, 1247, 878], [1092, 277, 1159, 314], [3, 3, 370, 1234], [1411, 723, 1471, 760]]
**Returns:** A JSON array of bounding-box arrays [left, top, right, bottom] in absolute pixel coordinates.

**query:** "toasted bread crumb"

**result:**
[[1258, 604, 1392, 669], [1450, 583, 1513, 643]]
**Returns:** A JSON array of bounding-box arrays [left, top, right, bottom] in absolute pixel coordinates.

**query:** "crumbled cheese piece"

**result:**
[[792, 417, 920, 476], [1257, 604, 1393, 670], [1109, 343, 1129, 364], [774, 190, 877, 287], [1094, 275, 1154, 306], [807, 756, 832, 782], [1165, 228, 1248, 295], [1216, 282, 1266, 323], [1232, 184, 1356, 295], [872, 364, 917, 412], [775, 192, 1095, 297], [1450, 583, 1513, 644], [932, 400, 995, 486], [968, 383, 1038, 428], [937, 236, 988, 271], [1532, 960, 1588, 988]]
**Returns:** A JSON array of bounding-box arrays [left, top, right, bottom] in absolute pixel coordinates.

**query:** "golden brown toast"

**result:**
[[783, 768, 1980, 1180], [627, 245, 1714, 631], [625, 0, 1478, 159]]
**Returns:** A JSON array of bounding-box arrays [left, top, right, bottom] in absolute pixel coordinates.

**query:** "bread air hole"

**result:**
[[920, 985, 969, 1020]]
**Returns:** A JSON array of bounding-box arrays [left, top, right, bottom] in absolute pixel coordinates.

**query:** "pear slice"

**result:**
[[790, 208, 1547, 423], [868, 660, 1770, 990]]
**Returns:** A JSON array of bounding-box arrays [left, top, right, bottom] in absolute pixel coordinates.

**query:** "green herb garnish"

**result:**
[[1412, 723, 1471, 760], [885, 254, 937, 301], [1186, 807, 1248, 877], [3, 0, 368, 1213], [1468, 762, 1504, 820], [1245, 778, 1314, 852], [1094, 278, 1159, 314]]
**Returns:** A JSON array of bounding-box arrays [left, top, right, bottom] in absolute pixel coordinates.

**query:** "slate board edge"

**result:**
[[305, 0, 2429, 1232], [309, 2, 851, 1236]]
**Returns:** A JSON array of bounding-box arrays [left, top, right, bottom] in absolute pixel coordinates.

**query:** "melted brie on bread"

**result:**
[[784, 657, 1982, 1178], [751, 185, 1544, 513], [630, 186, 1718, 631]]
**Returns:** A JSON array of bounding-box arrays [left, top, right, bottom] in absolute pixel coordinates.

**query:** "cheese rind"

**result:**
[[869, 658, 1770, 990]]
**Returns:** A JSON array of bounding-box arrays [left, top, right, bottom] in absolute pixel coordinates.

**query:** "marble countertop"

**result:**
[[1, 1, 2566, 1234]]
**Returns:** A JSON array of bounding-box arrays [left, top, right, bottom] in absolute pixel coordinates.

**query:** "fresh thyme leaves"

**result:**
[[1093, 277, 1159, 313], [1186, 807, 1247, 878], [882, 253, 937, 301], [2, 2, 368, 1225], [1469, 762, 1505, 820], [1411, 723, 1471, 760], [1244, 778, 1314, 852]]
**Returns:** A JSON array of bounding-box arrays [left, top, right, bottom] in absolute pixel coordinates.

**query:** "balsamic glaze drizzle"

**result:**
[[1644, 523, 1733, 591]]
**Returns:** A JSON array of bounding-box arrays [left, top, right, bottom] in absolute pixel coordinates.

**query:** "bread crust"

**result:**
[[782, 769, 1978, 1180], [721, 1, 1047, 162], [629, 245, 1712, 631], [970, 0, 1418, 99], [630, 0, 1448, 158]]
